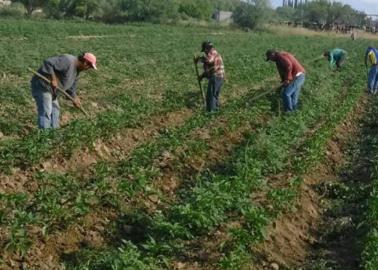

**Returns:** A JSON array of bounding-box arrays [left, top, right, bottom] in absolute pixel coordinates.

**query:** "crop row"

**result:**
[[361, 97, 378, 269], [61, 48, 366, 269], [0, 78, 275, 263]]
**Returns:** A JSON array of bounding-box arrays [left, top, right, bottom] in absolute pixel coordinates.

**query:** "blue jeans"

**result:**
[[31, 78, 60, 129], [207, 76, 224, 112], [282, 74, 305, 112], [368, 65, 378, 94]]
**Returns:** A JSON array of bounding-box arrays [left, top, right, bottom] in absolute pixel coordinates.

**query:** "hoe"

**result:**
[[28, 67, 90, 117]]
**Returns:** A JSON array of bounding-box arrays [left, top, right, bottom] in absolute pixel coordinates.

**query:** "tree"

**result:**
[[208, 0, 240, 11], [276, 6, 296, 22], [11, 0, 45, 15], [232, 0, 270, 29], [72, 0, 103, 19], [43, 0, 74, 19], [178, 0, 213, 20], [301, 0, 328, 26], [122, 0, 178, 22]]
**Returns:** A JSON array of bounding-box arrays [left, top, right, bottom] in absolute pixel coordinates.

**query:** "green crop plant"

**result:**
[[361, 98, 378, 269], [0, 17, 374, 270]]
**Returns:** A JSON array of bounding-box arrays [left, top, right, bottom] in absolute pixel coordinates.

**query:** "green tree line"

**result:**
[[275, 0, 366, 27], [8, 0, 240, 22], [2, 0, 368, 29]]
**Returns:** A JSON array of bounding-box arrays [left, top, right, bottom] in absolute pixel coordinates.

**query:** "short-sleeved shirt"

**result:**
[[202, 48, 225, 79], [329, 48, 346, 68], [275, 52, 305, 83], [34, 54, 79, 97], [365, 47, 378, 67]]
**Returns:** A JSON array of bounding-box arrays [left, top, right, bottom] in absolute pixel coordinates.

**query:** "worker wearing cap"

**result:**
[[365, 46, 378, 95], [324, 48, 347, 70], [195, 41, 225, 112], [266, 49, 306, 112], [31, 52, 97, 129]]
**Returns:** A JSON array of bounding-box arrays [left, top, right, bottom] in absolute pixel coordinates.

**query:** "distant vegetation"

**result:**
[[0, 0, 369, 29], [275, 0, 367, 27]]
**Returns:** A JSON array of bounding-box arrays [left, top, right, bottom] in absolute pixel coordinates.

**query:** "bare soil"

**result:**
[[252, 96, 369, 270]]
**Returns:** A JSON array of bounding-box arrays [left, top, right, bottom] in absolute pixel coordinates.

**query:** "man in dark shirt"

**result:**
[[266, 49, 306, 112], [31, 52, 97, 129]]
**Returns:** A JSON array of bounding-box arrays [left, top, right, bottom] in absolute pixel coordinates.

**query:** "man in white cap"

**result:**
[[31, 52, 97, 129]]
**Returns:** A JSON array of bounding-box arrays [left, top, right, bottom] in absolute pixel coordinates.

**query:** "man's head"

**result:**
[[266, 49, 277, 62], [323, 50, 330, 58], [201, 41, 213, 54], [78, 52, 97, 71]]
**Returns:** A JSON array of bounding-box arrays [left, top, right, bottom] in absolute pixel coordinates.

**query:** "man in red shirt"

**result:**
[[266, 49, 306, 112], [195, 41, 225, 112]]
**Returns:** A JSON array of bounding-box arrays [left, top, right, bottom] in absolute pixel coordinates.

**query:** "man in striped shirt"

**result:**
[[195, 41, 225, 112], [365, 46, 378, 94], [266, 49, 306, 112]]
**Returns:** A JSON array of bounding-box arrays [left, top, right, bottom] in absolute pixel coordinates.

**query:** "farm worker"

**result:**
[[323, 48, 347, 70], [266, 49, 306, 112], [365, 46, 378, 95], [194, 41, 225, 112], [31, 52, 97, 129]]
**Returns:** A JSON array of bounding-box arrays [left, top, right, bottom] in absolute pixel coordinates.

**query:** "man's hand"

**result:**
[[282, 80, 290, 86], [72, 96, 81, 108], [198, 73, 206, 82], [51, 75, 58, 90], [194, 55, 205, 64], [50, 76, 58, 97]]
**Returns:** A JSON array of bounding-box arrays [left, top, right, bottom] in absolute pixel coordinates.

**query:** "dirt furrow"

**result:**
[[0, 109, 193, 195], [252, 96, 369, 269]]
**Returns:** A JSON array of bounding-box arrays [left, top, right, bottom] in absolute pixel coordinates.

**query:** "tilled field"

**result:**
[[0, 19, 373, 269]]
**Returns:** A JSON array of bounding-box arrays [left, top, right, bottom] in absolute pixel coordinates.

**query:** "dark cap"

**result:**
[[201, 41, 213, 52], [266, 49, 277, 61]]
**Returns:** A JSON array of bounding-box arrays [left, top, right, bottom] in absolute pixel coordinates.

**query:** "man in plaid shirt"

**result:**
[[195, 41, 225, 112]]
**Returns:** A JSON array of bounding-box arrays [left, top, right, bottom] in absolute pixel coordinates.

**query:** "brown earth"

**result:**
[[0, 109, 193, 195], [169, 95, 368, 270], [0, 109, 193, 269], [4, 91, 274, 269], [252, 96, 368, 269]]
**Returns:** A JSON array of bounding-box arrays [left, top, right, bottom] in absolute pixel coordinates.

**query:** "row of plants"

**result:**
[[61, 45, 367, 269], [361, 97, 378, 269], [0, 78, 275, 260], [219, 64, 365, 268], [0, 18, 372, 269], [0, 19, 279, 167], [1, 32, 345, 259]]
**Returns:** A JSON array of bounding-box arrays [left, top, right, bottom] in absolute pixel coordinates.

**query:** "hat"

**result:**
[[201, 41, 213, 52], [82, 52, 97, 70], [265, 49, 276, 61]]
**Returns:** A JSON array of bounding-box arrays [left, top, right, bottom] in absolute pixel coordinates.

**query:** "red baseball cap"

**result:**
[[82, 52, 97, 70]]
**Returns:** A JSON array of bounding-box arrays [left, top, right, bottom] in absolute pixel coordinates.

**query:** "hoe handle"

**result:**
[[193, 56, 207, 110], [28, 68, 90, 117]]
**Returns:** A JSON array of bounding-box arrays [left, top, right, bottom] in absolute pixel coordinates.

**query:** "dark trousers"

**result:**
[[336, 54, 346, 68], [206, 76, 224, 112]]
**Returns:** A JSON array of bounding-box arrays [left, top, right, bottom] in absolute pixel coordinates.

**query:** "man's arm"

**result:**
[[280, 55, 293, 84], [40, 56, 70, 89], [66, 79, 77, 97], [329, 53, 336, 69], [204, 50, 216, 64], [369, 51, 377, 66], [66, 79, 82, 108], [365, 49, 371, 67]]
